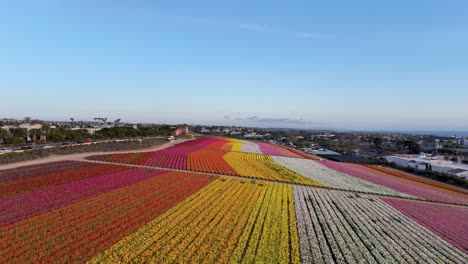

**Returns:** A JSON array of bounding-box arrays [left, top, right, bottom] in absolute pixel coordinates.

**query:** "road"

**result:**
[[0, 138, 192, 171]]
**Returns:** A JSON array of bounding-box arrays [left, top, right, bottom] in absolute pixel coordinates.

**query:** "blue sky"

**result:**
[[1, 0, 467, 130]]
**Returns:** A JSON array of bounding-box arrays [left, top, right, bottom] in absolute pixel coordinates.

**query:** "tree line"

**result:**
[[0, 125, 173, 147]]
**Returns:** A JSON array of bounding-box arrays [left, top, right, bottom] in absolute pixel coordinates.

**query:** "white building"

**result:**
[[1, 125, 16, 131], [386, 154, 468, 179], [86, 128, 102, 135], [18, 123, 43, 131]]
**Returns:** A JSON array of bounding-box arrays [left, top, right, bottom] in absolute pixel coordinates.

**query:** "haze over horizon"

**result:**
[[1, 1, 467, 130]]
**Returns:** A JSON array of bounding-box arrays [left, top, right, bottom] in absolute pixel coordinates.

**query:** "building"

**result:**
[[18, 123, 43, 131], [171, 125, 190, 136], [448, 169, 468, 180], [386, 154, 468, 179], [86, 128, 102, 135], [0, 125, 16, 131]]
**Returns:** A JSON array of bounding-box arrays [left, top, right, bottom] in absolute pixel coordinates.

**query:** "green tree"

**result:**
[[4, 136, 24, 146], [0, 128, 9, 145], [9, 128, 28, 138], [372, 137, 383, 150], [29, 128, 42, 142], [287, 135, 297, 144], [48, 128, 66, 142], [0, 128, 8, 139], [404, 140, 421, 154], [64, 129, 88, 142]]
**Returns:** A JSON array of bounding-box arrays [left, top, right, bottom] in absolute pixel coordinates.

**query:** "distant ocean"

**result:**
[[395, 131, 468, 137], [339, 130, 468, 137]]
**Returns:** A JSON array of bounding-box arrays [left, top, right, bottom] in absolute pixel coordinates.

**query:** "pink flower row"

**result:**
[[0, 168, 166, 226], [0, 161, 93, 183], [317, 160, 467, 204], [257, 143, 301, 158], [382, 198, 468, 254]]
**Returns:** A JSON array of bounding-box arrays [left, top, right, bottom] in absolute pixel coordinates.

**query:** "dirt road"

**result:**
[[0, 138, 192, 171]]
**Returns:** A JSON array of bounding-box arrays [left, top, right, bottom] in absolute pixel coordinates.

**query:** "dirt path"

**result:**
[[0, 138, 193, 171]]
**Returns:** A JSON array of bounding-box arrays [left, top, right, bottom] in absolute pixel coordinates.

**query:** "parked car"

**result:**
[[20, 146, 33, 150], [0, 148, 13, 153]]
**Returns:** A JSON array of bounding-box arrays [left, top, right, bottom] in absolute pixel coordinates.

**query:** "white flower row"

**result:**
[[273, 156, 411, 197], [293, 186, 467, 264], [239, 141, 263, 154]]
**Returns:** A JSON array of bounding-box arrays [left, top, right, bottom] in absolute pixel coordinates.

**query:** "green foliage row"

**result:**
[[0, 126, 173, 146]]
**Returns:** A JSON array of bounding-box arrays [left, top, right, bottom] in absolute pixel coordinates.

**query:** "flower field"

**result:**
[[0, 162, 126, 199], [88, 137, 321, 185], [257, 142, 303, 158], [89, 178, 300, 263], [367, 165, 468, 195], [223, 152, 321, 185], [272, 156, 410, 197], [2, 136, 467, 263], [0, 155, 467, 263], [0, 161, 95, 182], [294, 186, 466, 263], [0, 167, 215, 263], [382, 198, 468, 254], [317, 160, 468, 204]]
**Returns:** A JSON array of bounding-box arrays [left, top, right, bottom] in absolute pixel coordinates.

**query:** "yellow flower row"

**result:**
[[224, 152, 283, 181], [223, 152, 322, 186], [88, 179, 258, 263], [230, 183, 301, 263], [88, 177, 226, 263], [88, 178, 300, 264]]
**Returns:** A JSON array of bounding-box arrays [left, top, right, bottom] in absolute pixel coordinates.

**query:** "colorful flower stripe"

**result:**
[[381, 198, 468, 254], [258, 142, 302, 157], [0, 163, 126, 198], [177, 136, 221, 151], [219, 142, 235, 151], [0, 167, 166, 226], [0, 171, 215, 263], [91, 178, 300, 264], [143, 149, 188, 169], [272, 156, 410, 197], [206, 137, 234, 150], [88, 139, 319, 185], [317, 160, 468, 204], [0, 161, 94, 183], [367, 165, 468, 195], [230, 181, 300, 263], [90, 178, 258, 263], [179, 136, 305, 157], [294, 186, 466, 263], [240, 140, 263, 153], [223, 152, 321, 185], [187, 149, 238, 175]]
